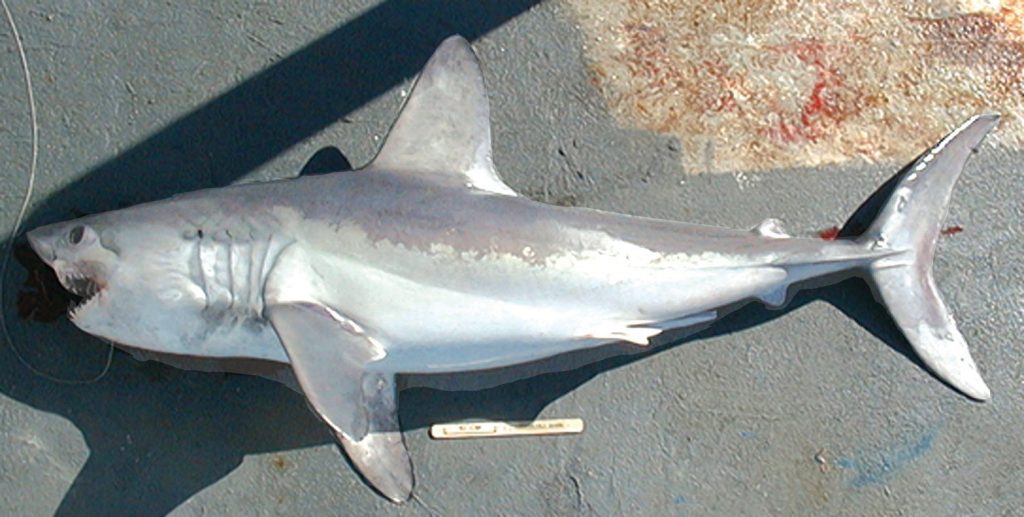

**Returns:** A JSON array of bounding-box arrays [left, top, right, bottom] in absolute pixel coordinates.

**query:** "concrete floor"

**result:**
[[1, 1, 1021, 515]]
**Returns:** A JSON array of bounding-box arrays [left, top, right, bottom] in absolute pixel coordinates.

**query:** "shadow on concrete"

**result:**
[[298, 146, 353, 176], [20, 0, 541, 227]]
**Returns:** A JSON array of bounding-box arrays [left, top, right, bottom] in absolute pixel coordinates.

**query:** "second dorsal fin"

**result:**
[[367, 35, 516, 196]]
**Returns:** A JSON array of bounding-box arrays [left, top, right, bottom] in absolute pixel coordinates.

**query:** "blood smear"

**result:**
[[818, 226, 841, 240]]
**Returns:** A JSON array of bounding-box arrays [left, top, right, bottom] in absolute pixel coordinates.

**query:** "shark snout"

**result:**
[[26, 229, 56, 263]]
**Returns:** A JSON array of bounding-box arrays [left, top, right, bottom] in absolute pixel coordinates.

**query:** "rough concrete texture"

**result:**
[[0, 1, 1021, 515]]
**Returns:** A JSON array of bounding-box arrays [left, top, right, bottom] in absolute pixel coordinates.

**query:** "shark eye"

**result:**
[[68, 225, 85, 245]]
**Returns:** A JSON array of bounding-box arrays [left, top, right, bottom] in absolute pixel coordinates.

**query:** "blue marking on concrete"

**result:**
[[674, 494, 688, 517], [836, 427, 939, 487]]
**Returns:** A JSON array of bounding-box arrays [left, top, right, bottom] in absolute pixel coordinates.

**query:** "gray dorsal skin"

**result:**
[[25, 35, 998, 503]]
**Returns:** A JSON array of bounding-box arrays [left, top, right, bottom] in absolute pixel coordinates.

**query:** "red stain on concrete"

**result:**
[[762, 39, 854, 145]]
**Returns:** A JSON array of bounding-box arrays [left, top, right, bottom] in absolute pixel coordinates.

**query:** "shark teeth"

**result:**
[[61, 272, 101, 318]]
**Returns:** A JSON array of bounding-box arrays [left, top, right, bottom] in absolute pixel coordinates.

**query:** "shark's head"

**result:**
[[26, 210, 205, 349], [26, 207, 285, 362], [27, 218, 120, 319]]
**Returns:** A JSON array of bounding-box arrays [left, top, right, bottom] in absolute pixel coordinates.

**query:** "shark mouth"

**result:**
[[61, 272, 103, 318]]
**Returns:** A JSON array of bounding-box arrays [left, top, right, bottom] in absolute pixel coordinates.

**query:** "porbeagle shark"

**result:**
[[26, 36, 996, 502]]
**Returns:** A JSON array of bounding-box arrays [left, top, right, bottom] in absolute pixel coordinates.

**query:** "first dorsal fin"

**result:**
[[367, 35, 517, 196]]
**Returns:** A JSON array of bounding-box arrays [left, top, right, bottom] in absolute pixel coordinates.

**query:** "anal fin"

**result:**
[[759, 286, 789, 308]]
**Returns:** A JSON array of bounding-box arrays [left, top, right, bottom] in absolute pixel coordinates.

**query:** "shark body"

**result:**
[[26, 36, 996, 502]]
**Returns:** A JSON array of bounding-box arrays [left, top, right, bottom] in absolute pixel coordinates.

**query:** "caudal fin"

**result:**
[[843, 114, 999, 401]]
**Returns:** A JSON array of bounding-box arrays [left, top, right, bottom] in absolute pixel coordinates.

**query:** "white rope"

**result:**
[[1, 0, 113, 384]]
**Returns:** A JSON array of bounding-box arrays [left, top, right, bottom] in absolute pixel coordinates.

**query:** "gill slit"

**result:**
[[259, 236, 294, 317], [226, 239, 235, 311], [191, 236, 207, 308], [250, 235, 269, 314]]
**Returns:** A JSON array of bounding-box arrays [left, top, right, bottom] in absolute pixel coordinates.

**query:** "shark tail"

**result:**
[[839, 114, 999, 401]]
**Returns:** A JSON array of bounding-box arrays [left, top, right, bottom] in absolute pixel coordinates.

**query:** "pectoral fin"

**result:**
[[266, 302, 413, 502]]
